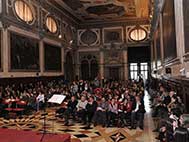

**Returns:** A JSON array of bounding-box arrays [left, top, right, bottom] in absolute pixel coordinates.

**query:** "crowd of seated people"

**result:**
[[56, 79, 146, 129], [0, 77, 188, 141], [150, 83, 189, 142], [0, 80, 69, 117], [0, 78, 147, 130]]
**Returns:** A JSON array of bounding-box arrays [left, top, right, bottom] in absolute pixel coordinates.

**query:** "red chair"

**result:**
[[4, 108, 13, 111], [16, 101, 27, 108], [12, 108, 24, 116]]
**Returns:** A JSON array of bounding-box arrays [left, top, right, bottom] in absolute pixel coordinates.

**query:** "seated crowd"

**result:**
[[0, 77, 188, 142], [0, 78, 146, 131], [0, 80, 67, 116], [149, 83, 189, 142], [56, 79, 146, 129]]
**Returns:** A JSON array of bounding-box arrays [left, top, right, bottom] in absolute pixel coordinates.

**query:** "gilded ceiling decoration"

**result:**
[[53, 0, 149, 22]]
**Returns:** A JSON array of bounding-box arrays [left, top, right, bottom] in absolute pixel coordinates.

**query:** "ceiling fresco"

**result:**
[[53, 0, 149, 22]]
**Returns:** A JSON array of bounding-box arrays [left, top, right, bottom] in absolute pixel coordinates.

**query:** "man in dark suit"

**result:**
[[85, 96, 98, 128], [64, 96, 78, 125], [130, 95, 145, 130], [135, 96, 146, 130], [130, 92, 137, 129]]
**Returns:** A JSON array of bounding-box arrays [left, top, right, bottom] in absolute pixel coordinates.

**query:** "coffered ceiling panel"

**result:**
[[51, 0, 149, 23]]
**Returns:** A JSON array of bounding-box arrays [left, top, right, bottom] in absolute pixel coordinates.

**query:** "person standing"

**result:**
[[135, 96, 146, 130]]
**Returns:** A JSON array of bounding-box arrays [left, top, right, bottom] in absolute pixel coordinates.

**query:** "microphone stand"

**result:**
[[40, 101, 47, 142]]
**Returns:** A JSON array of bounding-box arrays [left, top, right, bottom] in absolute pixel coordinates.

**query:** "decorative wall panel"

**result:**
[[156, 23, 161, 67], [103, 27, 123, 44], [78, 29, 100, 46], [162, 0, 177, 63], [65, 25, 74, 43], [0, 30, 1, 70], [44, 43, 61, 71], [183, 0, 189, 53], [0, 0, 2, 13], [10, 32, 39, 70], [104, 50, 122, 65]]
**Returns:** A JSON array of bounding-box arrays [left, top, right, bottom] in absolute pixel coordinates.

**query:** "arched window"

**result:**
[[14, 0, 34, 23], [46, 16, 58, 34], [80, 56, 99, 80]]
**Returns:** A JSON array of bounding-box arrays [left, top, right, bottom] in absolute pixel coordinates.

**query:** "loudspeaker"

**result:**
[[165, 68, 172, 74], [153, 70, 157, 74]]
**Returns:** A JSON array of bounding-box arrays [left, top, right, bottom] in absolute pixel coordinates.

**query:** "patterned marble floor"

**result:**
[[0, 91, 158, 142]]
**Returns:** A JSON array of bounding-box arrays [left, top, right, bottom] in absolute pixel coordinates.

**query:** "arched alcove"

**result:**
[[65, 52, 74, 81], [90, 59, 98, 80], [80, 55, 99, 80], [81, 60, 90, 80]]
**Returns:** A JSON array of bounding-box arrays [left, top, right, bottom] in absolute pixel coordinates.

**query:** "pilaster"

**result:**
[[123, 50, 128, 80]]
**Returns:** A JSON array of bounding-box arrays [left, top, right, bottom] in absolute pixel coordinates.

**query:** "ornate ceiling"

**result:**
[[52, 0, 150, 23]]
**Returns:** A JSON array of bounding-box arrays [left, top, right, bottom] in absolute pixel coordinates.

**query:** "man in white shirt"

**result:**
[[76, 96, 88, 123], [36, 92, 45, 111]]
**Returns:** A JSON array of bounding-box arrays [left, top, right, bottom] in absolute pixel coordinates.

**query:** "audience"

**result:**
[[85, 96, 98, 127], [0, 77, 188, 142], [93, 97, 109, 127], [76, 95, 88, 123], [150, 83, 189, 142]]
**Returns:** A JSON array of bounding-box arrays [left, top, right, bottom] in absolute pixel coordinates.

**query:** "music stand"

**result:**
[[40, 94, 66, 142], [48, 94, 66, 133]]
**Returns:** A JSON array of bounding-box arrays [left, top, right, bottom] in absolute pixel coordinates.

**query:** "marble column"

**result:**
[[75, 51, 80, 79], [174, 0, 185, 63], [0, 0, 2, 13], [61, 47, 64, 75], [123, 50, 128, 80], [153, 35, 157, 69], [39, 40, 44, 75], [99, 51, 104, 79], [1, 0, 7, 14], [2, 28, 9, 76], [160, 13, 164, 66], [151, 41, 154, 69]]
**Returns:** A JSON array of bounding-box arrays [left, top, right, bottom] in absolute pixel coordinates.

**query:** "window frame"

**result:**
[[129, 27, 147, 42], [45, 15, 58, 34], [13, 0, 35, 25]]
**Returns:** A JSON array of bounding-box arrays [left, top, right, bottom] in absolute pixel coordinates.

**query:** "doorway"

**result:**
[[109, 67, 119, 80], [65, 52, 74, 81]]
